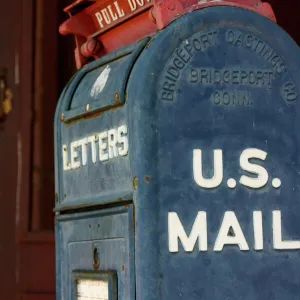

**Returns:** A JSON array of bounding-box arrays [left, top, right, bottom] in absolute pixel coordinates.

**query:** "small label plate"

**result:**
[[77, 279, 109, 300]]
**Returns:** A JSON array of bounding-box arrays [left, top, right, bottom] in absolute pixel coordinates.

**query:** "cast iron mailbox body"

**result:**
[[55, 6, 300, 300]]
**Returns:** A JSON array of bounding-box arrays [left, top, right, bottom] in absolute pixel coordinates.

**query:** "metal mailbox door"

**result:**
[[55, 40, 149, 300]]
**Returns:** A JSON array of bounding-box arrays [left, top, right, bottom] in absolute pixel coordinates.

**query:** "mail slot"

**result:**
[[55, 3, 300, 300]]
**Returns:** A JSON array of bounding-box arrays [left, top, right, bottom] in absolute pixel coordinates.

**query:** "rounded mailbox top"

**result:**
[[126, 6, 300, 300]]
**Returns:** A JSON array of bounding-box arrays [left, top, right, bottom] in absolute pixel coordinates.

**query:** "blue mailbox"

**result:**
[[55, 6, 300, 300]]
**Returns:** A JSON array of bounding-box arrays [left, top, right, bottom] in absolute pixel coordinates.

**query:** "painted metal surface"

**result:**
[[55, 6, 300, 300], [56, 205, 135, 299], [55, 39, 150, 211], [60, 40, 148, 122]]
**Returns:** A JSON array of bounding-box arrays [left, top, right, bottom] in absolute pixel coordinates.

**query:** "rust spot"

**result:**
[[133, 177, 139, 190], [93, 247, 100, 270], [128, 226, 131, 231], [115, 92, 120, 104], [145, 176, 150, 183], [66, 110, 104, 126], [63, 104, 124, 126], [60, 113, 65, 121], [83, 110, 103, 120], [122, 265, 125, 271]]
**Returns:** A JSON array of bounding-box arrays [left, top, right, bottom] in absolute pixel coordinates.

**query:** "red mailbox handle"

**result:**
[[59, 0, 276, 69]]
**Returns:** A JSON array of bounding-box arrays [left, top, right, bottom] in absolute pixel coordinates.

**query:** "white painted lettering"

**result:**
[[95, 12, 104, 28], [114, 1, 125, 17], [79, 138, 88, 166], [253, 211, 264, 250], [168, 210, 300, 253], [193, 149, 223, 188], [62, 145, 71, 171], [108, 129, 118, 159], [239, 148, 268, 189], [107, 5, 118, 21], [136, 0, 144, 6], [88, 136, 97, 164], [101, 8, 111, 24], [273, 210, 300, 250], [99, 131, 109, 162], [70, 141, 80, 170], [128, 0, 137, 11], [117, 125, 129, 156], [168, 212, 207, 252], [62, 125, 128, 172], [214, 211, 249, 251]]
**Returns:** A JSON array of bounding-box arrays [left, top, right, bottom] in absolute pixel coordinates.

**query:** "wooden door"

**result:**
[[0, 0, 21, 298], [16, 0, 56, 299], [13, 0, 75, 299], [16, 1, 76, 299]]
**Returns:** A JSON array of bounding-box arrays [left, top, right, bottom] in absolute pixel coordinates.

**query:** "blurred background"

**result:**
[[0, 0, 299, 299]]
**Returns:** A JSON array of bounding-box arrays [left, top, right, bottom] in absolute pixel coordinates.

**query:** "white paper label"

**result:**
[[77, 279, 109, 300]]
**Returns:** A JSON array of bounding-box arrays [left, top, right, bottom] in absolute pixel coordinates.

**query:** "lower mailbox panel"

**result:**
[[56, 204, 135, 300]]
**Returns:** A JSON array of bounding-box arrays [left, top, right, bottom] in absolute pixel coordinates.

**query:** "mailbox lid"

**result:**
[[59, 40, 149, 122], [56, 204, 135, 299], [126, 6, 300, 300], [54, 39, 149, 211]]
